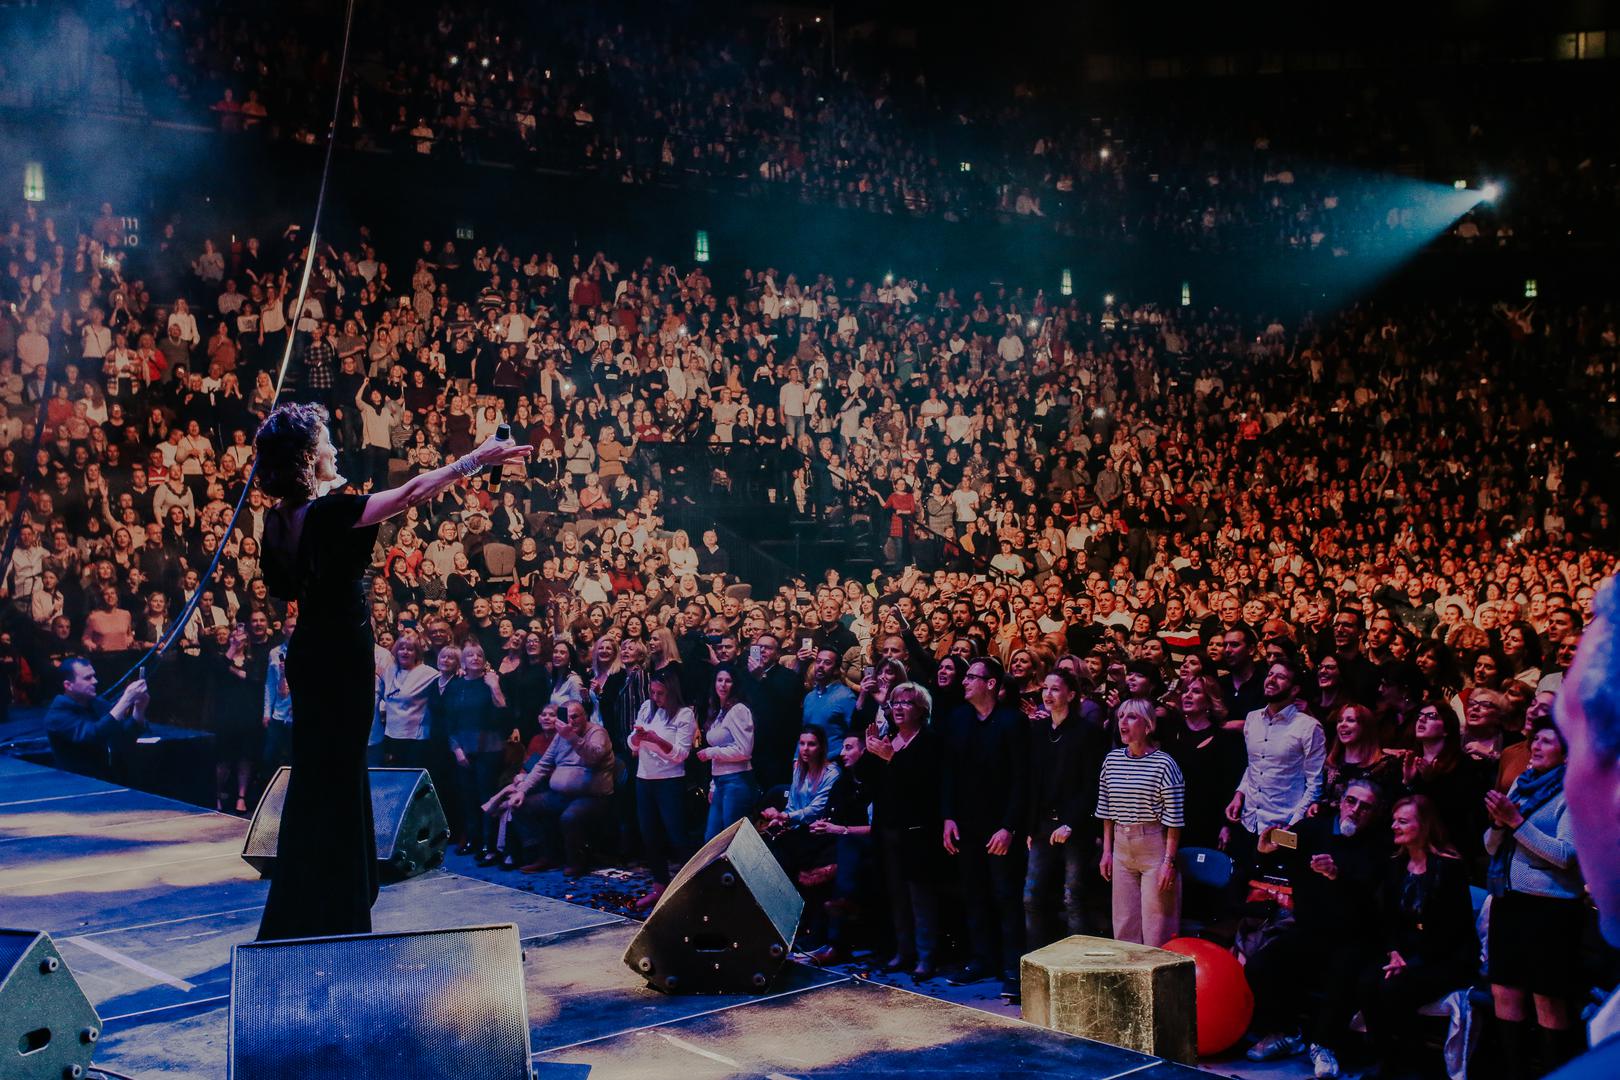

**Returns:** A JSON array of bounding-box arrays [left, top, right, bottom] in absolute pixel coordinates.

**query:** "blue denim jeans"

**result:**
[[637, 776, 691, 884], [705, 771, 761, 842], [1023, 830, 1088, 948]]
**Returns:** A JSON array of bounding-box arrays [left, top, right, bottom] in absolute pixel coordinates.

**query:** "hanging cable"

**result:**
[[98, 0, 360, 700]]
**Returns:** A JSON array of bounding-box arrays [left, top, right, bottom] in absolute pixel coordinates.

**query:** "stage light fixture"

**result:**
[[1481, 181, 1503, 202], [1453, 179, 1468, 190]]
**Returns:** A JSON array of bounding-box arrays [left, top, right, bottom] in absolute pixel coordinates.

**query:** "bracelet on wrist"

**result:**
[[451, 454, 483, 478]]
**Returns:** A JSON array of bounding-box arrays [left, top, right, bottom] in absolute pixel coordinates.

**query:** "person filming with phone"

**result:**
[[46, 657, 150, 780]]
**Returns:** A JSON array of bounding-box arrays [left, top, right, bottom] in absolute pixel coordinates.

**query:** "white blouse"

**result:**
[[630, 701, 695, 781], [702, 703, 754, 776]]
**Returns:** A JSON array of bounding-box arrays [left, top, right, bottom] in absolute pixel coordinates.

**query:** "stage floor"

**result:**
[[1, 756, 1206, 1079]]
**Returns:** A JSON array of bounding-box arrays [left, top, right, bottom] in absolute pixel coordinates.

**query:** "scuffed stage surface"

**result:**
[[1, 756, 1204, 1079]]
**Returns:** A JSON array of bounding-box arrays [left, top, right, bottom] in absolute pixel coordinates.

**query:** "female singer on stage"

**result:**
[[252, 401, 530, 941]]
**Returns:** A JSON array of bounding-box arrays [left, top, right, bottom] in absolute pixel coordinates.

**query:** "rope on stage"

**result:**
[[96, 0, 360, 703]]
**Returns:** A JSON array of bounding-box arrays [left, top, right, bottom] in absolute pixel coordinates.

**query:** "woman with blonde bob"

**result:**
[[1096, 697, 1185, 946]]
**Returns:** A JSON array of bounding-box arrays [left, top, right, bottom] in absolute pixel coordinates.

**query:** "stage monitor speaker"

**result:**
[[242, 766, 449, 882], [622, 818, 803, 994], [229, 924, 530, 1080], [0, 928, 103, 1080]]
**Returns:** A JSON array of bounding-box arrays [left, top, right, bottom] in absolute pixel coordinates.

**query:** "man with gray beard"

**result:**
[[1243, 779, 1386, 1078]]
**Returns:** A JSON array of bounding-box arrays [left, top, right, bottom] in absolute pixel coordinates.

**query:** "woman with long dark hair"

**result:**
[[627, 667, 696, 910], [1024, 668, 1108, 945], [251, 401, 528, 941], [696, 666, 758, 841], [1165, 673, 1245, 851], [1401, 698, 1490, 862], [932, 654, 967, 720]]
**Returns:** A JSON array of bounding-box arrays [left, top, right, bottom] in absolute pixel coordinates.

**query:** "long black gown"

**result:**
[[256, 492, 381, 941]]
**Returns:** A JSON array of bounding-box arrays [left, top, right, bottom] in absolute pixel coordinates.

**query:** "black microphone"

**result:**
[[489, 422, 511, 495]]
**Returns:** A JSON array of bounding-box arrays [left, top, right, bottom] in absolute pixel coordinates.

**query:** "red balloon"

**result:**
[[1162, 936, 1254, 1056]]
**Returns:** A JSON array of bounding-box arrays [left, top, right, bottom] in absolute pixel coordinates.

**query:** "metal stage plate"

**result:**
[[9, 757, 1207, 1080], [535, 973, 1206, 1079], [0, 763, 127, 806], [1, 786, 216, 843]]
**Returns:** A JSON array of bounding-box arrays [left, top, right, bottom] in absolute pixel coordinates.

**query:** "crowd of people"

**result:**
[[14, 2, 1620, 250], [4, 182, 1619, 1078]]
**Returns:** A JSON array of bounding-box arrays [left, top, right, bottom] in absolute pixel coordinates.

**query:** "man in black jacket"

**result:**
[[1244, 779, 1386, 1077], [940, 656, 1028, 999], [1023, 669, 1108, 945], [741, 631, 804, 790], [1332, 607, 1382, 708], [46, 657, 150, 779]]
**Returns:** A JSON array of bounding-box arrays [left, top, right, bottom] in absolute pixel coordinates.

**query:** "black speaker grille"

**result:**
[[242, 767, 446, 880], [0, 930, 33, 975], [229, 924, 531, 1080], [241, 766, 290, 862], [368, 769, 424, 860]]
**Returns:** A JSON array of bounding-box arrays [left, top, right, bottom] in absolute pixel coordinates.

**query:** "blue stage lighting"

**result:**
[[1480, 181, 1503, 202]]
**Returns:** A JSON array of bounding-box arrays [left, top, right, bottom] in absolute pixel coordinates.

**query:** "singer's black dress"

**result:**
[[256, 492, 381, 941]]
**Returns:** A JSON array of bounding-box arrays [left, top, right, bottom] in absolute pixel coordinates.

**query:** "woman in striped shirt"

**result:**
[[1097, 697, 1186, 946]]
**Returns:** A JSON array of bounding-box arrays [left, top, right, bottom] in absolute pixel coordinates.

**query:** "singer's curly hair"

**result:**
[[253, 402, 328, 501]]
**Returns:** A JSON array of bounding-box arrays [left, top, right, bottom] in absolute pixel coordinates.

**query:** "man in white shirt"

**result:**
[[16, 317, 48, 380], [779, 368, 808, 440], [949, 479, 979, 524], [80, 309, 113, 360], [996, 329, 1026, 365], [500, 303, 531, 343], [217, 280, 246, 316], [6, 526, 44, 599], [1226, 660, 1326, 856]]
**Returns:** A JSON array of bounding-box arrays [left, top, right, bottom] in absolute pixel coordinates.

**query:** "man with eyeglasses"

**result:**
[[939, 657, 1028, 1000], [1245, 779, 1385, 1078]]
